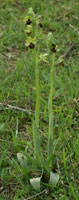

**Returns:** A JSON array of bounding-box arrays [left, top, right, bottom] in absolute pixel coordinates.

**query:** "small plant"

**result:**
[[17, 8, 59, 191]]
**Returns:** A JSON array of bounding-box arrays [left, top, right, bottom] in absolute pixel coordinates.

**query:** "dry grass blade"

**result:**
[[0, 102, 32, 114], [26, 189, 48, 200]]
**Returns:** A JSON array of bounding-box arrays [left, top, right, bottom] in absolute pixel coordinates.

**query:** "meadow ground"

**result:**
[[0, 0, 79, 199]]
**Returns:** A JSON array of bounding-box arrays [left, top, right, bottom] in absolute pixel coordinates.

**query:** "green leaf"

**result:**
[[52, 139, 58, 153], [49, 171, 59, 186], [10, 129, 18, 149], [30, 176, 41, 191], [47, 138, 58, 167], [25, 150, 42, 170], [0, 123, 5, 132], [33, 121, 40, 159], [17, 153, 30, 169], [48, 113, 53, 157]]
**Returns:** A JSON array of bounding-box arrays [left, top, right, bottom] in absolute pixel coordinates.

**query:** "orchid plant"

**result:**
[[17, 7, 59, 191]]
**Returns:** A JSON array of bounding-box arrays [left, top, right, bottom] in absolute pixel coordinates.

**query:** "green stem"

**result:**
[[48, 54, 55, 162], [33, 48, 40, 159], [34, 49, 40, 127]]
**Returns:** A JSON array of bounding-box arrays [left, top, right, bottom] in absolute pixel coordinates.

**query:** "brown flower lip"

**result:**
[[39, 23, 43, 28], [26, 19, 32, 25], [27, 32, 32, 36], [51, 43, 56, 53], [29, 42, 35, 49]]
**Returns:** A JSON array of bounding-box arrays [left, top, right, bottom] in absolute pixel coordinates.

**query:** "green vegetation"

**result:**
[[0, 0, 79, 199]]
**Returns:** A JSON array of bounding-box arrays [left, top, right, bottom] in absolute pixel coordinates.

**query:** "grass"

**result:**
[[0, 0, 79, 199]]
